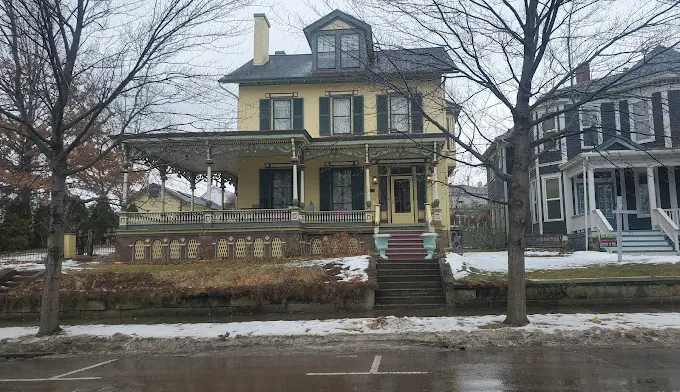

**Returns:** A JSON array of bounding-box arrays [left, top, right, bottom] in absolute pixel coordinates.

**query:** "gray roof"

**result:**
[[219, 47, 455, 84]]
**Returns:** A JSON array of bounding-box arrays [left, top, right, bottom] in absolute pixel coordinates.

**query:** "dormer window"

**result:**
[[341, 34, 360, 68], [317, 35, 336, 69]]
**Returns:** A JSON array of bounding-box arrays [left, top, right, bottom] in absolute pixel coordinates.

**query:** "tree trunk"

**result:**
[[504, 124, 531, 326], [37, 156, 67, 336]]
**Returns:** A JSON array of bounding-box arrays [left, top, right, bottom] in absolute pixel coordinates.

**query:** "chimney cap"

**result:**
[[274, 50, 286, 55], [254, 13, 270, 27]]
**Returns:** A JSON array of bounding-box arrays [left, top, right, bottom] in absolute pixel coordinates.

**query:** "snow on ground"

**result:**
[[0, 259, 86, 272], [292, 255, 370, 282], [2, 312, 679, 340], [446, 251, 680, 279]]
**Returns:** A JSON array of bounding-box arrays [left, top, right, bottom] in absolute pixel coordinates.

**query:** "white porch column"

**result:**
[[648, 167, 658, 227], [205, 146, 213, 208], [299, 167, 305, 205], [122, 168, 129, 210], [160, 167, 167, 213], [587, 167, 596, 216], [431, 165, 439, 206], [220, 174, 226, 210], [364, 144, 370, 208], [189, 173, 196, 211], [563, 171, 574, 233], [669, 167, 678, 210], [291, 138, 299, 206]]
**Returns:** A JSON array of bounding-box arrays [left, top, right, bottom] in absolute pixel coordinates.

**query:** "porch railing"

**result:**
[[653, 208, 680, 252], [213, 209, 291, 223], [125, 211, 204, 225], [592, 209, 613, 234], [662, 208, 680, 227], [305, 210, 369, 224]]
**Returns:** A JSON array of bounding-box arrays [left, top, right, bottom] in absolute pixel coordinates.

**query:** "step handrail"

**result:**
[[592, 209, 613, 234], [653, 208, 680, 252]]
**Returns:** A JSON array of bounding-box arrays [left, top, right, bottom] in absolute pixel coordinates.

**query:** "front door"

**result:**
[[391, 176, 415, 224]]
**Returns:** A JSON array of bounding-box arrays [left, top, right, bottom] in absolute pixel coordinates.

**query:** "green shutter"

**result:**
[[319, 167, 331, 210], [259, 168, 271, 208], [293, 98, 304, 129], [411, 93, 423, 133], [376, 95, 388, 134], [259, 99, 271, 131], [319, 97, 330, 136], [379, 176, 387, 209], [352, 96, 364, 135], [351, 167, 365, 210]]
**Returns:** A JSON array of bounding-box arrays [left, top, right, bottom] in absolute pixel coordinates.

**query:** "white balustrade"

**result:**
[[663, 208, 680, 227], [654, 208, 680, 252], [591, 209, 613, 234], [122, 209, 372, 226], [305, 210, 368, 224], [212, 209, 291, 223]]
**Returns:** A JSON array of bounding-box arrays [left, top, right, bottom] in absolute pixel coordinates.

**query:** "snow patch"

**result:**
[[292, 255, 370, 282], [0, 258, 85, 271]]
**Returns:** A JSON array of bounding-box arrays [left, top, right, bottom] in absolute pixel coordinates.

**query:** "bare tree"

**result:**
[[0, 0, 249, 335], [354, 0, 680, 325]]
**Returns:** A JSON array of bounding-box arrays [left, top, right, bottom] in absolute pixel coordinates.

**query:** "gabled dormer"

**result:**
[[303, 10, 374, 72]]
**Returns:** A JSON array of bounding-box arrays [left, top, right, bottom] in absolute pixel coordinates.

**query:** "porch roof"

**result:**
[[560, 148, 680, 177], [125, 130, 447, 178]]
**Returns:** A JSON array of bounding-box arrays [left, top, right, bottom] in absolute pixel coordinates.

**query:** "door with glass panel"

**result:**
[[391, 176, 415, 224]]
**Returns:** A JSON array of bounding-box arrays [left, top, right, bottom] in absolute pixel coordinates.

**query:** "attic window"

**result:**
[[317, 35, 336, 69], [340, 34, 360, 68]]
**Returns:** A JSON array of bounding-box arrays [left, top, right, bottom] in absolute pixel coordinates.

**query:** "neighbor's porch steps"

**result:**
[[0, 269, 43, 293], [375, 228, 445, 309], [615, 230, 677, 255]]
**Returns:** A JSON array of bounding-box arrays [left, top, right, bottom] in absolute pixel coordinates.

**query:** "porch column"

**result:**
[[159, 166, 167, 213], [431, 165, 440, 207], [189, 173, 196, 211], [587, 167, 596, 215], [220, 174, 226, 210], [299, 166, 305, 205], [648, 167, 658, 227], [563, 171, 574, 233], [205, 147, 213, 208], [121, 144, 129, 210], [291, 138, 299, 206], [364, 144, 370, 208], [669, 167, 678, 210]]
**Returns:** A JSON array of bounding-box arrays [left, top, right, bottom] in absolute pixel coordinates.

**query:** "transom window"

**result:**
[[542, 176, 563, 221], [390, 95, 409, 134], [332, 97, 351, 134], [630, 100, 654, 143], [317, 35, 336, 69], [331, 169, 352, 211], [340, 34, 360, 68], [273, 100, 291, 130], [580, 108, 600, 148]]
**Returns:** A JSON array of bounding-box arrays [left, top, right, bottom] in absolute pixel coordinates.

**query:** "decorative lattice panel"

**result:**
[[234, 238, 246, 258], [151, 240, 163, 261], [216, 238, 229, 259], [271, 237, 283, 258], [187, 239, 199, 259], [253, 238, 264, 258], [349, 237, 360, 254], [133, 240, 146, 261], [169, 240, 181, 260], [311, 238, 323, 255]]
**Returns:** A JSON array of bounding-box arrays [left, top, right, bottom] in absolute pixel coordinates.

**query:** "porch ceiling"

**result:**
[[560, 148, 680, 177]]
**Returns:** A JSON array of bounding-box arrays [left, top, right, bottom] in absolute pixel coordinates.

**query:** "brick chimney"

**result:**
[[575, 63, 590, 84], [253, 13, 270, 66]]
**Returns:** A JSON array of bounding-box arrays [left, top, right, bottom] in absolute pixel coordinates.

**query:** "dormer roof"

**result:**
[[302, 9, 374, 59]]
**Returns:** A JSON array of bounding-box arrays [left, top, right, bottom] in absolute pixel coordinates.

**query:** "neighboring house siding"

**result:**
[[538, 148, 561, 164], [543, 221, 566, 235], [539, 165, 560, 175]]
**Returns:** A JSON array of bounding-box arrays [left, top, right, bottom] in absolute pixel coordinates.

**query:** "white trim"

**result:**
[[620, 169, 630, 230], [563, 171, 573, 233], [530, 179, 538, 224], [629, 98, 655, 144], [580, 106, 602, 149], [662, 91, 672, 148], [541, 174, 564, 222], [538, 111, 560, 153], [614, 100, 621, 136], [559, 108, 568, 162]]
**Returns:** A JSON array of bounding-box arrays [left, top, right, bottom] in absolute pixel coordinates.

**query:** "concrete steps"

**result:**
[[616, 230, 677, 255], [375, 257, 445, 308], [0, 269, 42, 292]]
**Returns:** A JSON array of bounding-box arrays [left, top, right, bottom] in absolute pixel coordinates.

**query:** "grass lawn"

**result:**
[[458, 262, 680, 284]]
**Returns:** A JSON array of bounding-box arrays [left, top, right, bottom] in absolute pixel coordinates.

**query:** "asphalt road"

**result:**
[[1, 346, 679, 391]]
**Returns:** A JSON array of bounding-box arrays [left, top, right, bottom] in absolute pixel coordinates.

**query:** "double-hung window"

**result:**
[[340, 34, 360, 68], [317, 35, 336, 69], [332, 97, 351, 134], [580, 108, 600, 148], [542, 175, 563, 221], [331, 169, 353, 211], [575, 182, 585, 214], [273, 100, 292, 130], [541, 114, 559, 151], [389, 95, 409, 134], [630, 100, 654, 143]]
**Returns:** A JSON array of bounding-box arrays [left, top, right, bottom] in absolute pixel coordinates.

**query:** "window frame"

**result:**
[[388, 94, 411, 134], [541, 174, 564, 222], [629, 99, 655, 144], [340, 33, 360, 68], [272, 99, 292, 130], [539, 112, 560, 152], [316, 34, 336, 69], [331, 96, 352, 135], [580, 107, 601, 149]]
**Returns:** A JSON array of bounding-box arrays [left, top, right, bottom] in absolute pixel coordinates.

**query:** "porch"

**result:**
[[560, 148, 680, 252]]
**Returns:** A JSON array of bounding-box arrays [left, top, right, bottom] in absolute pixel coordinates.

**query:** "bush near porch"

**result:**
[[2, 253, 376, 314]]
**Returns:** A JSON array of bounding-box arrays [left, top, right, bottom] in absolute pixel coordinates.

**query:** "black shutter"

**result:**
[[351, 167, 365, 210], [417, 177, 426, 210], [293, 98, 304, 129], [352, 96, 364, 135], [652, 92, 665, 144], [669, 91, 680, 147], [376, 95, 388, 134], [411, 93, 424, 133], [259, 99, 271, 131], [319, 97, 330, 136], [619, 100, 630, 139], [600, 102, 615, 143], [319, 167, 331, 211], [259, 169, 271, 208]]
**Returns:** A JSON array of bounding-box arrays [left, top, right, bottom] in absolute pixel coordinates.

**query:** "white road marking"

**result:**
[[0, 358, 118, 383], [369, 355, 382, 374], [306, 354, 429, 376]]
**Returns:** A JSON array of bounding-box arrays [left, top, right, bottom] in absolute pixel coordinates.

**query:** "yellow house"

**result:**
[[117, 10, 458, 262]]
